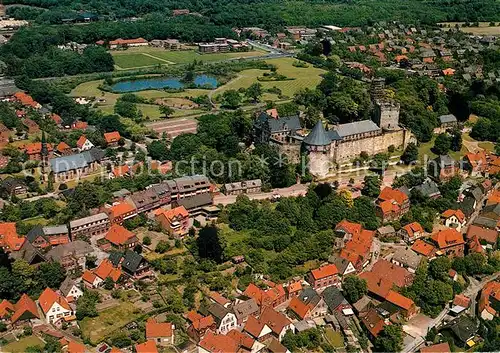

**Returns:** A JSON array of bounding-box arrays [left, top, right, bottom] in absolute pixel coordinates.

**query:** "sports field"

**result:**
[[215, 57, 326, 98], [112, 47, 266, 70]]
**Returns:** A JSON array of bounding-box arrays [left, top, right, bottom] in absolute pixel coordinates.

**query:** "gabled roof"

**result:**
[[359, 259, 414, 298], [466, 224, 498, 244], [0, 299, 14, 318], [146, 318, 173, 338], [431, 228, 464, 249], [59, 277, 78, 297], [310, 264, 338, 280], [260, 306, 291, 336], [82, 270, 97, 284], [135, 340, 158, 353], [226, 330, 254, 350], [106, 202, 136, 219], [438, 114, 457, 124], [38, 287, 71, 313], [402, 222, 424, 237], [0, 222, 25, 251], [104, 131, 121, 144], [233, 298, 259, 321], [335, 219, 362, 236], [411, 239, 435, 257], [442, 209, 465, 223], [157, 206, 189, 222], [322, 286, 346, 311], [198, 331, 238, 353], [105, 224, 137, 246], [420, 342, 451, 353], [385, 290, 415, 310], [335, 119, 380, 138], [11, 294, 39, 323], [378, 186, 408, 205], [57, 141, 71, 153], [94, 259, 122, 282], [67, 341, 86, 353], [121, 250, 146, 273], [288, 296, 311, 320]]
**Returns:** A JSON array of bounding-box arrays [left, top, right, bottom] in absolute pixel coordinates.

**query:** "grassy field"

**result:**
[[80, 301, 140, 344], [324, 328, 344, 348], [439, 22, 500, 35], [112, 47, 266, 70], [3, 336, 45, 353], [215, 57, 325, 98]]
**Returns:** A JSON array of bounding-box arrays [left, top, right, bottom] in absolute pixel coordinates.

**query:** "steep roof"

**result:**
[[67, 341, 86, 353], [59, 277, 77, 297], [106, 202, 136, 219], [11, 294, 39, 323], [322, 286, 346, 311], [420, 342, 451, 353], [385, 290, 415, 310], [121, 250, 146, 273], [233, 299, 259, 321], [38, 287, 71, 313], [378, 186, 408, 205], [226, 330, 254, 350], [260, 306, 291, 336], [303, 121, 331, 146], [94, 259, 122, 282], [466, 224, 498, 244], [442, 209, 465, 223], [0, 222, 25, 251], [431, 228, 464, 249], [411, 239, 436, 257], [288, 296, 311, 319], [0, 299, 14, 318], [198, 331, 238, 353], [359, 259, 413, 298], [402, 222, 424, 237], [104, 131, 121, 144]]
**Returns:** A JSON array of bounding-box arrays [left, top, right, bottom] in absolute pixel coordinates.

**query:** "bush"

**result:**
[[155, 240, 171, 253], [143, 236, 152, 246]]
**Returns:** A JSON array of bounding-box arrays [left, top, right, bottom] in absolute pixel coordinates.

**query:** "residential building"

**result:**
[[232, 298, 259, 325], [135, 341, 158, 353], [109, 250, 151, 279], [105, 224, 138, 250], [359, 259, 414, 300], [298, 288, 327, 318], [414, 178, 441, 199], [9, 241, 46, 265], [223, 179, 262, 195], [479, 280, 500, 320], [384, 290, 419, 319], [186, 312, 216, 342], [38, 287, 75, 325], [22, 118, 40, 134], [104, 131, 121, 146], [56, 142, 72, 156], [13, 92, 41, 109], [0, 123, 11, 146], [170, 175, 211, 200], [246, 307, 294, 342], [0, 222, 26, 252], [322, 286, 348, 313], [107, 38, 148, 49], [376, 187, 410, 222], [9, 294, 40, 326], [466, 224, 498, 246], [339, 228, 374, 271], [431, 228, 465, 258], [128, 184, 171, 213], [50, 148, 104, 182], [76, 135, 94, 152], [431, 155, 458, 181], [391, 247, 423, 273], [1, 177, 27, 197], [411, 239, 436, 258], [156, 206, 189, 237], [399, 222, 425, 243], [329, 256, 356, 276], [103, 201, 137, 224], [23, 142, 53, 161], [359, 308, 386, 339], [437, 114, 458, 131], [26, 225, 70, 249], [308, 264, 340, 292], [203, 302, 237, 335], [442, 209, 466, 231], [45, 240, 93, 273], [69, 213, 110, 240], [146, 318, 174, 346], [420, 342, 451, 353], [198, 331, 238, 353], [59, 277, 83, 303]]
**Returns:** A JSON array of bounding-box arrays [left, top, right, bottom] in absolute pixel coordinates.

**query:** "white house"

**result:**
[[82, 270, 103, 288], [59, 277, 83, 302], [76, 135, 94, 152], [442, 209, 467, 231], [38, 287, 74, 325], [146, 318, 175, 346]]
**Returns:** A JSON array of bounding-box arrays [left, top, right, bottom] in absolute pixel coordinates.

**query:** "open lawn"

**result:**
[[3, 336, 45, 353], [439, 22, 500, 35], [215, 57, 325, 98], [418, 135, 468, 164], [80, 301, 141, 344], [324, 328, 344, 348], [112, 47, 266, 70]]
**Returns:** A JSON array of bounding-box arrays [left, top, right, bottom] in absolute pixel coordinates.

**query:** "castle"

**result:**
[[253, 79, 414, 177]]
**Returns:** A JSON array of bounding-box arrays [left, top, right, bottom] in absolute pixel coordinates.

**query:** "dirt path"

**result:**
[[142, 53, 175, 64]]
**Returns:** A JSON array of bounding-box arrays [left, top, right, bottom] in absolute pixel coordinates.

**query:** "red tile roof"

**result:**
[[244, 315, 265, 338], [135, 340, 158, 353], [208, 291, 230, 306], [311, 264, 338, 280], [11, 294, 39, 323], [0, 299, 14, 318], [259, 306, 291, 336], [0, 222, 25, 251], [76, 135, 88, 149], [104, 131, 121, 144], [106, 202, 136, 219], [146, 318, 173, 339], [185, 310, 203, 323], [431, 228, 464, 249], [51, 114, 62, 125], [226, 329, 254, 350], [402, 222, 424, 238], [335, 219, 362, 237], [288, 296, 311, 319], [38, 287, 71, 313], [157, 206, 189, 222], [192, 315, 215, 331], [198, 331, 238, 353], [67, 341, 86, 353], [442, 209, 465, 223], [359, 259, 414, 298], [57, 141, 71, 153], [379, 187, 408, 205], [453, 294, 471, 308], [23, 142, 53, 155], [94, 259, 122, 282], [82, 270, 97, 285], [287, 281, 302, 294], [385, 290, 415, 310], [466, 225, 498, 244], [110, 38, 148, 46], [13, 92, 40, 108], [105, 224, 136, 246], [479, 281, 500, 317], [411, 239, 435, 257]]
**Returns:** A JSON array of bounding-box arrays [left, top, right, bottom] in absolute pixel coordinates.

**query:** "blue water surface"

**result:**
[[111, 75, 217, 92]]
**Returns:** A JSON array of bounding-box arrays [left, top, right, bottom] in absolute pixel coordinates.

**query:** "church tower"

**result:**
[[40, 130, 49, 178]]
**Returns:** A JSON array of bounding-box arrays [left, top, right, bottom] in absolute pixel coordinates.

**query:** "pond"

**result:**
[[111, 74, 218, 93]]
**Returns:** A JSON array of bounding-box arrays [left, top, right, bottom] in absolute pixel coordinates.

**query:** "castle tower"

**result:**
[[303, 121, 333, 177], [371, 78, 400, 130]]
